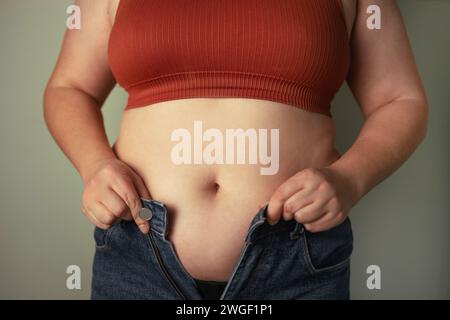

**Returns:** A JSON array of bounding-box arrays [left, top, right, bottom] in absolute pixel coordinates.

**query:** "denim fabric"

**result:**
[[91, 198, 353, 300]]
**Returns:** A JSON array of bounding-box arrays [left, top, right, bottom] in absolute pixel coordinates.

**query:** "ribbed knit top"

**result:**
[[108, 0, 350, 118]]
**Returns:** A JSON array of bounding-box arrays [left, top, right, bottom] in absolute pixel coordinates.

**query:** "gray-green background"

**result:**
[[0, 0, 448, 299]]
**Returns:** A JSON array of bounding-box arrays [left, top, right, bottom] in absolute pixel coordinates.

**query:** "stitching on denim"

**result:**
[[146, 231, 187, 299], [301, 233, 351, 275], [94, 222, 121, 250], [150, 227, 165, 238], [220, 241, 253, 300], [221, 253, 248, 299]]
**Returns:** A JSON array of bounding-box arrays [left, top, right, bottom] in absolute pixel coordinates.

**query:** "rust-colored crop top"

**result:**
[[108, 0, 350, 118]]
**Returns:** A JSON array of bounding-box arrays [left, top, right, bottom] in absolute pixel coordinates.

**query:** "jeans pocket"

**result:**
[[93, 221, 122, 250], [301, 217, 353, 275]]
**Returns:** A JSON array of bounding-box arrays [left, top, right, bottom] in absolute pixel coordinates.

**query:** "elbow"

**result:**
[[42, 83, 55, 127], [42, 84, 51, 125], [42, 81, 64, 129], [402, 87, 430, 146], [416, 96, 429, 145]]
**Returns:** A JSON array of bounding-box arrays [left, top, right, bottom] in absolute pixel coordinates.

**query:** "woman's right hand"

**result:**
[[81, 158, 151, 234]]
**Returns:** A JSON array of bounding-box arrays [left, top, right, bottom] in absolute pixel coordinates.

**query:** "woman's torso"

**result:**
[[109, 0, 355, 281]]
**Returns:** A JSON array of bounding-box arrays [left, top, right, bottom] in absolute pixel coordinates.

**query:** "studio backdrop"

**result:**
[[0, 0, 448, 299]]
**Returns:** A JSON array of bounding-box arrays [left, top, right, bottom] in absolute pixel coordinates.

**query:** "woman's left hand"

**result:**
[[266, 167, 357, 232]]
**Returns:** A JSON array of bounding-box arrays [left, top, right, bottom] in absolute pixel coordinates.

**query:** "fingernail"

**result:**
[[140, 223, 149, 234]]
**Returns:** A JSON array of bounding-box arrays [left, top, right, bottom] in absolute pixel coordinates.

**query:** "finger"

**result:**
[[293, 199, 329, 224], [267, 177, 304, 225], [82, 205, 105, 228], [304, 211, 343, 233], [111, 177, 149, 234], [88, 201, 118, 226], [298, 196, 339, 224], [82, 203, 115, 229], [283, 189, 315, 221], [119, 207, 134, 221], [101, 188, 133, 220], [131, 172, 152, 199]]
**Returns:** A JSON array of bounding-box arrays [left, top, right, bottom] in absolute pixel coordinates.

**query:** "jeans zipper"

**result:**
[[147, 232, 187, 300], [219, 217, 266, 300], [219, 240, 251, 300]]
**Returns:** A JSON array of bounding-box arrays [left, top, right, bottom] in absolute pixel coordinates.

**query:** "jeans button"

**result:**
[[140, 207, 153, 221]]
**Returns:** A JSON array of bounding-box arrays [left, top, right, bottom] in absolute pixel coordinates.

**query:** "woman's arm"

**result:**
[[328, 0, 428, 205], [44, 0, 116, 182], [267, 0, 428, 231], [44, 0, 150, 232]]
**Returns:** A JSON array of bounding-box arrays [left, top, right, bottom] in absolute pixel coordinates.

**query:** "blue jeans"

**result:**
[[91, 198, 353, 300]]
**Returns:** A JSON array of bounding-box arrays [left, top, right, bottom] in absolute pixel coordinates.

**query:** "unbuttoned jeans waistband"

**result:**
[[140, 198, 303, 243]]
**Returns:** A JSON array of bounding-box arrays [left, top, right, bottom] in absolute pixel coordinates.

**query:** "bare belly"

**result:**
[[113, 98, 341, 281]]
